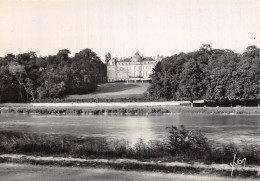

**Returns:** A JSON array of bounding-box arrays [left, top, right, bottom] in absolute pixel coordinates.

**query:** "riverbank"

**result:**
[[1, 104, 260, 115]]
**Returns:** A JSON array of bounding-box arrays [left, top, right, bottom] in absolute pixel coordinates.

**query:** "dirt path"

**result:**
[[0, 163, 256, 181], [1, 154, 259, 180]]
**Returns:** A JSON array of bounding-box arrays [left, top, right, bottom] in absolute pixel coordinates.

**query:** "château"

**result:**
[[107, 52, 163, 82]]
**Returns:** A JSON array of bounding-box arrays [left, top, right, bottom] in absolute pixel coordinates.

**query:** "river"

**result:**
[[0, 114, 259, 145]]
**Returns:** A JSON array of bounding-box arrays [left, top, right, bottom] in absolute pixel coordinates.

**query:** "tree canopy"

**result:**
[[148, 45, 260, 105], [0, 49, 107, 103]]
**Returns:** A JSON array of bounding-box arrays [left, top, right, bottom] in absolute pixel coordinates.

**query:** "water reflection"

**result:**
[[119, 116, 153, 145], [0, 114, 259, 145]]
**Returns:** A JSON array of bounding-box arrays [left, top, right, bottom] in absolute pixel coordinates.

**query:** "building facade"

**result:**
[[107, 52, 162, 82]]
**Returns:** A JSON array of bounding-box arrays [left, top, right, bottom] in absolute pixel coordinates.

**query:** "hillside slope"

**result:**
[[66, 83, 150, 99]]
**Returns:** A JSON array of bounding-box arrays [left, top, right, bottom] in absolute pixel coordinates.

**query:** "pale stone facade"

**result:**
[[107, 52, 162, 82]]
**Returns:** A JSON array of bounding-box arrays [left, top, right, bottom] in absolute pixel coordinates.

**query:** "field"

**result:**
[[65, 83, 150, 99]]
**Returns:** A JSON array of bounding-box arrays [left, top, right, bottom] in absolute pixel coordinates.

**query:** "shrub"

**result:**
[[166, 125, 210, 159]]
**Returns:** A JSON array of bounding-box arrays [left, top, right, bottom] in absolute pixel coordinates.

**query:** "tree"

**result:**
[[245, 45, 257, 52], [176, 58, 206, 106], [148, 53, 187, 99], [8, 61, 26, 102], [57, 49, 71, 64], [0, 65, 18, 102], [238, 46, 260, 106], [105, 52, 111, 65], [200, 44, 212, 52], [24, 78, 36, 102], [68, 48, 107, 94]]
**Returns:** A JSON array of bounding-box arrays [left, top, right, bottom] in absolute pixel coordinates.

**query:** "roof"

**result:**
[[110, 52, 157, 63], [143, 57, 155, 61], [120, 58, 131, 62], [133, 52, 141, 58], [118, 57, 156, 62]]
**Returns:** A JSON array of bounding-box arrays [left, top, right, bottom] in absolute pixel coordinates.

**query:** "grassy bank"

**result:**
[[1, 106, 260, 115], [0, 127, 259, 165]]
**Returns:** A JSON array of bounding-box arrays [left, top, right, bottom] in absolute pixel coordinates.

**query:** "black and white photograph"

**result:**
[[0, 0, 259, 180]]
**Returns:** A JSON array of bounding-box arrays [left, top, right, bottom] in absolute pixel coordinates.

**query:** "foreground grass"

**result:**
[[0, 130, 259, 166], [1, 106, 260, 114]]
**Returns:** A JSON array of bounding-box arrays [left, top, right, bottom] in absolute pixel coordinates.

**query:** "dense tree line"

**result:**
[[0, 49, 107, 103], [148, 45, 260, 106]]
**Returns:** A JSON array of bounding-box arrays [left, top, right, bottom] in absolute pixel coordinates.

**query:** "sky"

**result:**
[[0, 0, 259, 61]]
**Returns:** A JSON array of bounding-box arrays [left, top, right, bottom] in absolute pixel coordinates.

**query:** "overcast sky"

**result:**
[[0, 0, 259, 61]]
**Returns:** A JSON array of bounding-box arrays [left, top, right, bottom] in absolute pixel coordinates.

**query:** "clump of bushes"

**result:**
[[167, 125, 210, 160], [2, 106, 260, 115]]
